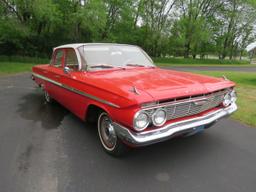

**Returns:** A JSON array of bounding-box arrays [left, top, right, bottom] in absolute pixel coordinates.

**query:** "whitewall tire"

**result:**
[[97, 112, 128, 156]]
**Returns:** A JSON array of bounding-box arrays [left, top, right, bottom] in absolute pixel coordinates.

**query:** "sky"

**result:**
[[246, 41, 256, 52]]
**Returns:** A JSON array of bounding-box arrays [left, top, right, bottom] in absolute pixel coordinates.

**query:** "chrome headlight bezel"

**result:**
[[230, 89, 237, 103], [223, 93, 232, 107], [223, 89, 237, 107], [133, 111, 150, 131], [152, 108, 167, 127]]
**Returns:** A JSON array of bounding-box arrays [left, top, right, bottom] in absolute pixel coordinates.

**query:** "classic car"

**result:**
[[32, 43, 237, 156]]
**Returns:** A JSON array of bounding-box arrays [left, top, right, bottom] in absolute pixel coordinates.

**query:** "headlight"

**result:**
[[223, 92, 232, 107], [134, 111, 150, 131], [152, 109, 167, 126], [223, 89, 237, 107], [230, 90, 237, 102]]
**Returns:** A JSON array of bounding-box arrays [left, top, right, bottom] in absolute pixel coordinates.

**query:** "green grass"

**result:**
[[0, 55, 251, 67], [193, 71, 256, 127], [0, 55, 49, 64], [154, 57, 250, 66], [0, 62, 35, 75], [0, 56, 48, 75]]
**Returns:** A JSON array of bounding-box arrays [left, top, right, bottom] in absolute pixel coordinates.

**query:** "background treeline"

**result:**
[[0, 0, 256, 59]]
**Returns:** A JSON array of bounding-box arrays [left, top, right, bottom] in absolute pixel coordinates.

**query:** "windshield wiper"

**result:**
[[125, 63, 145, 67], [89, 64, 126, 70], [90, 64, 115, 69]]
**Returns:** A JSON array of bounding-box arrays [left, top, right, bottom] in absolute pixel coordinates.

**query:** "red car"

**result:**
[[32, 43, 237, 156]]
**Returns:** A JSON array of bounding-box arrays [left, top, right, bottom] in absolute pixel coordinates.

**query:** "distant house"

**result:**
[[246, 42, 256, 64]]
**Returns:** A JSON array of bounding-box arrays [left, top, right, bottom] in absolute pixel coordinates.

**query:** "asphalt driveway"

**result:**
[[0, 73, 256, 192]]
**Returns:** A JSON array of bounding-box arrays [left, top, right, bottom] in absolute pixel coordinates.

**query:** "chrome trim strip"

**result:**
[[32, 72, 120, 108], [113, 103, 237, 146]]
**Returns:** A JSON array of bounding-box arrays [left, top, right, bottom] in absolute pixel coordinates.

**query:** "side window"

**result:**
[[65, 49, 79, 71], [52, 49, 64, 67]]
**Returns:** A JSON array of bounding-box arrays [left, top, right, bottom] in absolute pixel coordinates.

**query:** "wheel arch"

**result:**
[[85, 103, 112, 123]]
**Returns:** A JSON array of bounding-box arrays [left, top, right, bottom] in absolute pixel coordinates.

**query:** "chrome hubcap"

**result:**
[[99, 114, 117, 150]]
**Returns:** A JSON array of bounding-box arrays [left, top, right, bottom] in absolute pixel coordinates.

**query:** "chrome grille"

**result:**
[[145, 90, 227, 120]]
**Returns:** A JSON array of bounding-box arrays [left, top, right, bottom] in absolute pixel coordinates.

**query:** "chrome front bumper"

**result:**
[[113, 103, 237, 147]]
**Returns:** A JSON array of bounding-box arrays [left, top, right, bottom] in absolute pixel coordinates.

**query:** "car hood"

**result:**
[[75, 67, 235, 107]]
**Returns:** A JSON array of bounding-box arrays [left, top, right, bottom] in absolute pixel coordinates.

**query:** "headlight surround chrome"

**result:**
[[223, 89, 237, 107], [223, 93, 232, 107], [230, 89, 237, 103], [152, 108, 167, 126], [133, 111, 150, 131]]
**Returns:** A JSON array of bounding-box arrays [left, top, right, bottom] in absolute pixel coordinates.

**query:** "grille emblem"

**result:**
[[193, 99, 209, 106]]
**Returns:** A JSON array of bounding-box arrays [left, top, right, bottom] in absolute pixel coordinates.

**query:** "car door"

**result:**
[[47, 48, 66, 102], [58, 48, 87, 118], [47, 48, 87, 119]]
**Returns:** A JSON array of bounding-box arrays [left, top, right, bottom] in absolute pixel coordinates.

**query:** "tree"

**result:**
[[139, 0, 177, 56], [0, 0, 255, 59], [173, 0, 225, 58], [215, 0, 256, 59]]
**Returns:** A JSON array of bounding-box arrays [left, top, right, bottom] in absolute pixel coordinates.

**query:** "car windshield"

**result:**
[[78, 44, 155, 70]]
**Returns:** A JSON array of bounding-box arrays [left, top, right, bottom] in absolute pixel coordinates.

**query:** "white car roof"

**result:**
[[54, 43, 138, 50]]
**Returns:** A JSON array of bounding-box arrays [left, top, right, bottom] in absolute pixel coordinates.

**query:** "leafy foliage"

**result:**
[[0, 0, 255, 59]]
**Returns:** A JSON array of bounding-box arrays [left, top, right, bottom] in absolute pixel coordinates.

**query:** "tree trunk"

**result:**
[[184, 42, 190, 58], [220, 50, 226, 60], [240, 51, 243, 60]]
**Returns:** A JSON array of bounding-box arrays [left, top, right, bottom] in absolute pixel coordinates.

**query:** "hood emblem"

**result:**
[[129, 86, 140, 95], [222, 75, 229, 81]]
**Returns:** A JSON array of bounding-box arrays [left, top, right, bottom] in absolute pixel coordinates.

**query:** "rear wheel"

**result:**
[[97, 112, 128, 156]]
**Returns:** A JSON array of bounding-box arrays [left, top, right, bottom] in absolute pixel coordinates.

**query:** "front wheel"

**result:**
[[97, 112, 128, 156]]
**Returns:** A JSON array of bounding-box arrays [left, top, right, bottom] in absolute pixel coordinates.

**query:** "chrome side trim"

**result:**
[[32, 72, 120, 108], [113, 103, 237, 146]]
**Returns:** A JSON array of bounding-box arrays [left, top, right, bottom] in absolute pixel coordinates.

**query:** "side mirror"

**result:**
[[64, 66, 71, 74]]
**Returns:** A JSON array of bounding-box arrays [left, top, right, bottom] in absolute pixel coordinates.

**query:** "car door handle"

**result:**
[[55, 75, 60, 78], [43, 70, 48, 74]]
